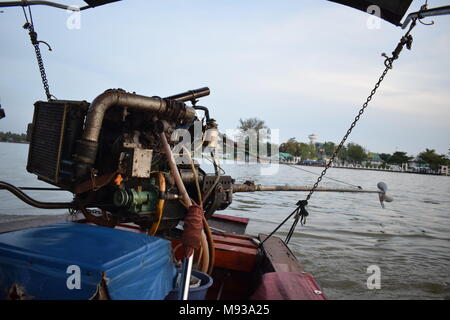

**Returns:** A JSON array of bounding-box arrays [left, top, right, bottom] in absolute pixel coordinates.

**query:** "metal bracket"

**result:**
[[402, 5, 450, 29]]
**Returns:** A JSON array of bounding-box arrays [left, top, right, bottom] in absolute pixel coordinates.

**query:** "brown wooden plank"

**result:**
[[214, 242, 257, 273], [171, 234, 258, 273], [208, 218, 247, 235], [207, 268, 254, 300], [212, 233, 257, 249], [259, 234, 304, 273], [211, 214, 249, 224]]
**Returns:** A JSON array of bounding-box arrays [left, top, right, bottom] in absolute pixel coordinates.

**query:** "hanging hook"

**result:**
[[417, 2, 435, 26], [22, 22, 53, 51], [36, 39, 52, 51], [381, 53, 393, 69]]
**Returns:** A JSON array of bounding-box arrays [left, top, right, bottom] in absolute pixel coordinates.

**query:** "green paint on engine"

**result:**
[[113, 187, 158, 215]]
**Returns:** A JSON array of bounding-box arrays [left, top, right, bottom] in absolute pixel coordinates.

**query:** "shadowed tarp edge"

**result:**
[[328, 0, 414, 25]]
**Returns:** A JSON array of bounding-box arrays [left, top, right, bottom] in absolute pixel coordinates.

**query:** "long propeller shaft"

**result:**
[[232, 184, 381, 194]]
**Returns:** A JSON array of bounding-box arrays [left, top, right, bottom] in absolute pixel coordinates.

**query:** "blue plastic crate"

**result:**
[[0, 222, 177, 300]]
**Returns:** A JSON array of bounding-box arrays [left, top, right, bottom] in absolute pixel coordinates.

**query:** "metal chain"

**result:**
[[304, 67, 390, 203], [31, 36, 52, 101], [264, 19, 420, 246], [22, 6, 53, 101], [300, 20, 418, 212], [260, 67, 391, 247], [281, 67, 390, 244]]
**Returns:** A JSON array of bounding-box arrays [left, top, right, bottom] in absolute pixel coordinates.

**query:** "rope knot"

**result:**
[[295, 200, 309, 226], [296, 200, 308, 207]]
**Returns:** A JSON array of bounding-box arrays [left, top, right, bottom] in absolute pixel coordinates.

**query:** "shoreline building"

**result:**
[[308, 134, 318, 146]]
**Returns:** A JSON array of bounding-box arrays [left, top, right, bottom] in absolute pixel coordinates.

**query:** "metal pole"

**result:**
[[0, 1, 79, 11], [0, 0, 120, 11], [402, 5, 450, 29], [178, 254, 194, 300], [0, 181, 73, 209], [232, 184, 381, 194], [164, 87, 210, 103]]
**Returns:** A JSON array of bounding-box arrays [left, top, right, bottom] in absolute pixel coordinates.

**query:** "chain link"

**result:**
[[260, 67, 391, 247], [31, 39, 52, 101], [22, 6, 53, 101], [262, 18, 420, 245], [301, 19, 418, 209], [305, 67, 390, 202], [279, 67, 391, 244]]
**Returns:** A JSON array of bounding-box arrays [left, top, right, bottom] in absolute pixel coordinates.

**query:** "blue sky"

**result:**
[[0, 0, 449, 156]]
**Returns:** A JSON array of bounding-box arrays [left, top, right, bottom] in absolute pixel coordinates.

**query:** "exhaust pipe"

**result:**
[[164, 87, 210, 103], [75, 89, 198, 178]]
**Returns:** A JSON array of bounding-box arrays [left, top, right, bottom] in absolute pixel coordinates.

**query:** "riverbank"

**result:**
[[0, 131, 28, 144], [280, 162, 449, 176], [331, 165, 448, 176], [0, 140, 28, 144]]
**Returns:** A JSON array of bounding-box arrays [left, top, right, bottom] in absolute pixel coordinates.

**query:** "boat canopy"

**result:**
[[0, 0, 121, 11], [328, 0, 414, 25], [83, 0, 121, 7]]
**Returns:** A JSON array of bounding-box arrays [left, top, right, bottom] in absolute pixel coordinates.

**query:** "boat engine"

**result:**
[[25, 87, 233, 233]]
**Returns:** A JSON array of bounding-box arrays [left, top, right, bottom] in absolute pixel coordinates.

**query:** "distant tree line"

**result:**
[[279, 139, 370, 164], [0, 131, 28, 144], [414, 149, 450, 171], [279, 137, 449, 170], [236, 118, 450, 170]]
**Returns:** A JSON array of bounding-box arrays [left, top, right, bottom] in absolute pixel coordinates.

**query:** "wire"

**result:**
[[201, 153, 226, 175], [148, 172, 165, 236], [216, 131, 360, 188], [203, 216, 215, 275], [21, 6, 29, 24], [263, 21, 419, 245], [284, 163, 362, 189], [183, 146, 202, 205], [202, 151, 221, 206], [27, 4, 34, 26]]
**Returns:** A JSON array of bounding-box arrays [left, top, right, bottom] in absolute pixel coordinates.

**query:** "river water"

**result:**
[[0, 142, 449, 300]]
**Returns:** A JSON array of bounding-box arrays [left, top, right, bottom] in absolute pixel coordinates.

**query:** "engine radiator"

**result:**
[[26, 100, 89, 189]]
